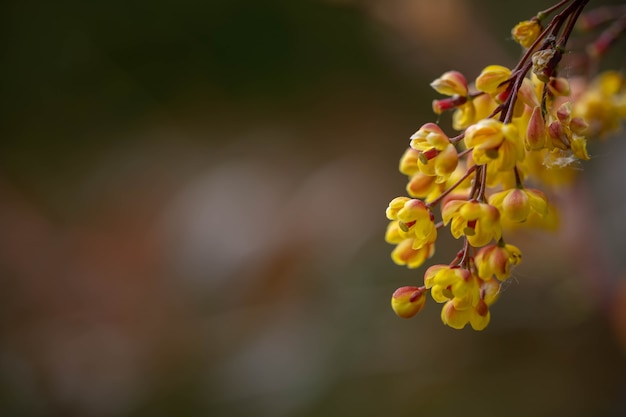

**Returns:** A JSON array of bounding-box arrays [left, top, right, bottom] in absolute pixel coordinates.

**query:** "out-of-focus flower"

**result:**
[[489, 187, 548, 223], [475, 242, 522, 281], [512, 19, 542, 48]]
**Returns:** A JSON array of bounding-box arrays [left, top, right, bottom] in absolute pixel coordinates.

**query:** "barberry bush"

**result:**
[[385, 0, 626, 330]]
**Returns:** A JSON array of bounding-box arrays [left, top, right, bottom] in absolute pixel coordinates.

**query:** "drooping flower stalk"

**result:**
[[385, 0, 626, 330]]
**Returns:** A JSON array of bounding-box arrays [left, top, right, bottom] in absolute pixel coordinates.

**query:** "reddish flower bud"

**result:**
[[526, 106, 547, 150], [391, 286, 427, 319], [430, 71, 469, 96], [547, 77, 571, 96], [548, 120, 570, 149]]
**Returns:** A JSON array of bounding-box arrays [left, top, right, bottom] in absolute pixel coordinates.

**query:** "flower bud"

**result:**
[[475, 65, 512, 95], [489, 187, 547, 223], [517, 78, 540, 107], [511, 19, 541, 48], [430, 71, 469, 96], [556, 102, 572, 124], [526, 106, 546, 150], [410, 123, 450, 151], [391, 286, 427, 318], [547, 77, 571, 96], [399, 148, 420, 176], [570, 117, 589, 136], [501, 188, 531, 222], [548, 120, 570, 149]]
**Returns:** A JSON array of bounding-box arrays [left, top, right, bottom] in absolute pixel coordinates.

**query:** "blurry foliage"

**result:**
[[1, 0, 421, 208], [1, 0, 388, 144]]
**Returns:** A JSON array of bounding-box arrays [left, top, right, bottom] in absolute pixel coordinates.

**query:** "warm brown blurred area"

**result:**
[[1, 0, 626, 416]]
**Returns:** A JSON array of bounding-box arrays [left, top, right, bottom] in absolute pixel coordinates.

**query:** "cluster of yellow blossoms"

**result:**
[[386, 0, 626, 330]]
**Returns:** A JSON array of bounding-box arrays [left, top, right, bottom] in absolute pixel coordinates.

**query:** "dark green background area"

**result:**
[[1, 0, 417, 209], [1, 1, 387, 144]]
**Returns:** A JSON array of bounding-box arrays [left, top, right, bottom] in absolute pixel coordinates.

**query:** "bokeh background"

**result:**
[[2, 0, 626, 416]]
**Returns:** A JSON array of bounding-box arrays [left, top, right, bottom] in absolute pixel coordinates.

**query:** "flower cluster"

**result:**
[[386, 0, 626, 330]]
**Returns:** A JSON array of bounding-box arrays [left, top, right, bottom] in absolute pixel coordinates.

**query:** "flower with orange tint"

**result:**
[[475, 65, 512, 96], [465, 119, 525, 172], [409, 123, 459, 183], [442, 199, 502, 247], [511, 19, 542, 48], [475, 242, 522, 281], [430, 70, 469, 97], [390, 238, 436, 269], [489, 187, 548, 223], [391, 286, 427, 318]]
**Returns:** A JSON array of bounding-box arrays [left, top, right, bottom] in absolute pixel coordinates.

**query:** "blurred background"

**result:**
[[1, 0, 626, 416]]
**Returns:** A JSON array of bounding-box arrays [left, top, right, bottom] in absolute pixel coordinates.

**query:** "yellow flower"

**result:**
[[424, 265, 477, 310], [465, 119, 525, 171], [511, 19, 541, 48], [442, 199, 501, 247], [409, 123, 459, 182], [481, 277, 501, 305], [441, 300, 472, 329], [425, 265, 500, 330], [546, 102, 591, 160], [573, 70, 626, 138], [469, 299, 491, 331], [571, 136, 589, 160], [399, 148, 420, 177], [406, 172, 438, 200], [475, 242, 522, 281], [475, 65, 512, 95], [440, 299, 491, 330], [430, 70, 469, 97], [410, 123, 450, 152], [395, 199, 437, 245], [385, 199, 438, 269], [384, 220, 407, 244], [452, 101, 476, 131], [385, 197, 410, 220], [391, 286, 427, 319], [488, 187, 548, 223], [391, 239, 435, 269], [406, 163, 471, 203]]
